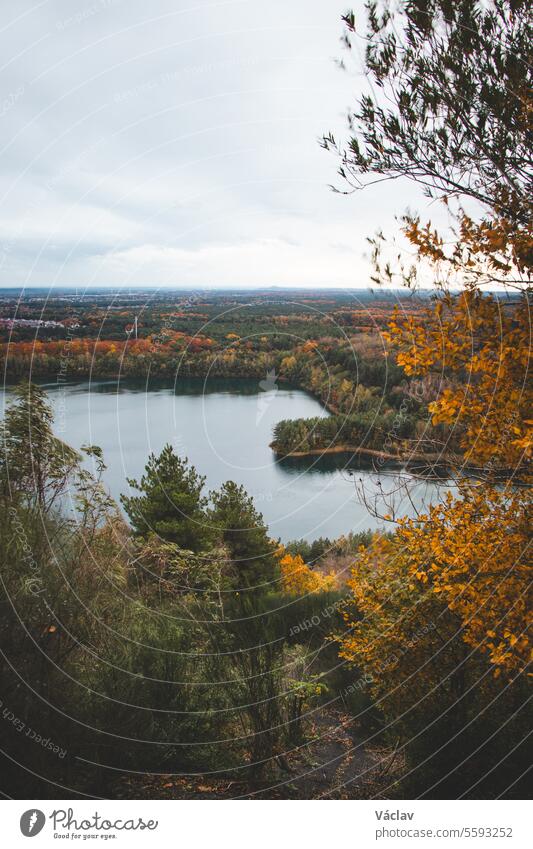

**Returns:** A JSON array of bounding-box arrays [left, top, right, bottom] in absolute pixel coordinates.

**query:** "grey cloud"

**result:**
[[0, 0, 439, 289]]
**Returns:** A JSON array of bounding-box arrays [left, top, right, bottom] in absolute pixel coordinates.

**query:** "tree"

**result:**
[[337, 533, 530, 796], [204, 480, 300, 782], [279, 551, 337, 594], [338, 534, 469, 729], [130, 533, 230, 603], [324, 2, 532, 295], [324, 1, 532, 232], [325, 0, 531, 675], [1, 381, 80, 511], [209, 480, 278, 588], [387, 290, 532, 474], [395, 486, 531, 675], [0, 389, 131, 798], [121, 445, 213, 551]]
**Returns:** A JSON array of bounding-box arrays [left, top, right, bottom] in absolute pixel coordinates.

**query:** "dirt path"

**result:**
[[263, 707, 402, 800], [112, 707, 403, 800]]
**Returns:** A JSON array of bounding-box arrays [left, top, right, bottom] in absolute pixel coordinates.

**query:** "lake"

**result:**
[[1, 378, 449, 542]]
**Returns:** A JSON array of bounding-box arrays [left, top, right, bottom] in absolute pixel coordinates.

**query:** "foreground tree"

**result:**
[[329, 1, 531, 796], [324, 0, 532, 234], [338, 534, 530, 796], [328, 0, 531, 662], [1, 381, 79, 510], [387, 288, 532, 474], [121, 444, 214, 551], [0, 385, 133, 797], [209, 480, 279, 588], [397, 487, 531, 674]]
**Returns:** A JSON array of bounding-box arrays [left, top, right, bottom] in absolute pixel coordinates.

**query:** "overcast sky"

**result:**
[[0, 0, 436, 290]]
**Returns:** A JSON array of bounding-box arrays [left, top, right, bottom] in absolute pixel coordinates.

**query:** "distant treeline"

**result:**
[[1, 332, 446, 460]]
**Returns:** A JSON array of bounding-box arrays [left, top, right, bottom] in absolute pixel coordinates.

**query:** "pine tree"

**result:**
[[121, 444, 213, 551]]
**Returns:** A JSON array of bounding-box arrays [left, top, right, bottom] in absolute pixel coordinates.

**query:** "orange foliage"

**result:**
[[387, 291, 532, 474], [396, 486, 531, 674], [279, 552, 337, 594], [340, 486, 531, 678], [338, 535, 454, 716]]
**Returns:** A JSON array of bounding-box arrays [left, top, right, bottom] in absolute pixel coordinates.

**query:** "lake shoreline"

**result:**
[[271, 442, 521, 481], [270, 442, 441, 461], [1, 378, 451, 541]]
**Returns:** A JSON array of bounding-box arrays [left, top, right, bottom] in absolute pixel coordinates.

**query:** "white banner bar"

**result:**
[[2, 799, 529, 848]]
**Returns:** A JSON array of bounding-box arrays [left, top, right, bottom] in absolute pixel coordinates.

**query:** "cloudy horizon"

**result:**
[[0, 0, 439, 290]]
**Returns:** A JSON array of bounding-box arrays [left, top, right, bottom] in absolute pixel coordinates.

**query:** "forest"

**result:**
[[0, 307, 451, 465], [0, 0, 531, 801]]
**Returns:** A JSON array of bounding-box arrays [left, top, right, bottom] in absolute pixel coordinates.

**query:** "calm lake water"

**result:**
[[1, 378, 449, 542]]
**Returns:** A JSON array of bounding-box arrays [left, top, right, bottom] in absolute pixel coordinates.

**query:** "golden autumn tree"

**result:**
[[337, 531, 531, 796], [341, 287, 531, 676], [342, 488, 530, 678], [378, 216, 532, 676], [338, 535, 471, 727], [278, 552, 337, 595], [387, 288, 531, 474], [329, 0, 531, 683], [395, 488, 531, 675]]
